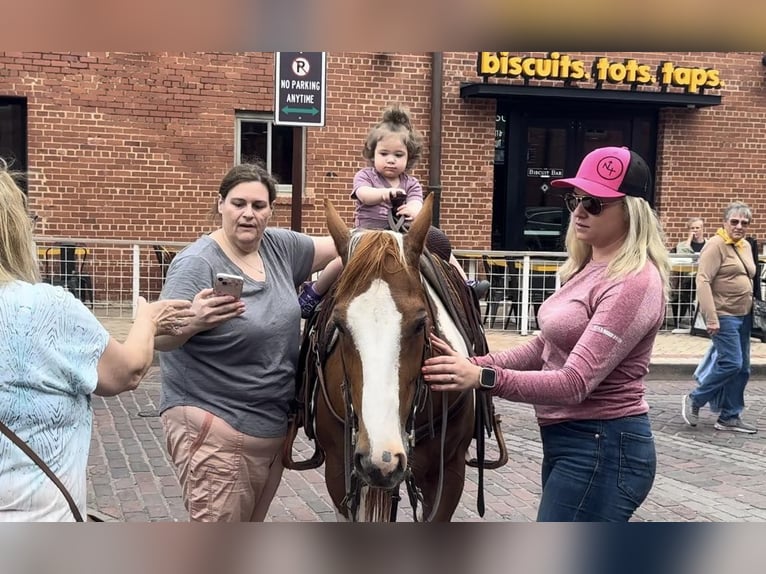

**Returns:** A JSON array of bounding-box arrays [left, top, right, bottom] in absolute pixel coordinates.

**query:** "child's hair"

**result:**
[[362, 103, 423, 170]]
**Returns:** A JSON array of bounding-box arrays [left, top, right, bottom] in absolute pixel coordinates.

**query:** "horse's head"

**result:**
[[324, 195, 434, 489]]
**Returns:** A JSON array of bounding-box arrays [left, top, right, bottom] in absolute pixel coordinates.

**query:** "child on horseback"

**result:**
[[298, 103, 488, 318]]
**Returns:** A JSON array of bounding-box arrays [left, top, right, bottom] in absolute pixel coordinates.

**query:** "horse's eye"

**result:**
[[410, 314, 427, 336]]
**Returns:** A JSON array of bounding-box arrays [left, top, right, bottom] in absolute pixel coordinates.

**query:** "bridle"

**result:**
[[327, 320, 434, 521]]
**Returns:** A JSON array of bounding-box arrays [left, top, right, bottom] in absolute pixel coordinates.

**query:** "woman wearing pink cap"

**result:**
[[422, 146, 670, 522]]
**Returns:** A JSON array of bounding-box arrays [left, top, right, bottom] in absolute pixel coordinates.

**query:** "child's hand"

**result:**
[[378, 188, 405, 205], [396, 202, 421, 221]]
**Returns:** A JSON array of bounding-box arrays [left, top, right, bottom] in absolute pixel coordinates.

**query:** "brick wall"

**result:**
[[1, 51, 764, 251]]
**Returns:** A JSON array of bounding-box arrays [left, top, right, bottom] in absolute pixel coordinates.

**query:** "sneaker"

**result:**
[[714, 417, 757, 434], [681, 394, 699, 427], [467, 279, 490, 300], [298, 282, 323, 319]]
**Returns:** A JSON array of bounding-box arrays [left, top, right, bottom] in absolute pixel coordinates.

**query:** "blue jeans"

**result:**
[[690, 314, 751, 420], [537, 415, 656, 522]]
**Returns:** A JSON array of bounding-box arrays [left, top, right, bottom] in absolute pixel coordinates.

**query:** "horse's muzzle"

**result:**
[[354, 450, 407, 489]]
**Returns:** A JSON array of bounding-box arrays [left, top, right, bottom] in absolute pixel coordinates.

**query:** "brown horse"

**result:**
[[313, 195, 477, 521]]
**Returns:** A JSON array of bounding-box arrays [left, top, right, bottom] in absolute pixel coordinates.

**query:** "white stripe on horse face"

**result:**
[[346, 278, 405, 461]]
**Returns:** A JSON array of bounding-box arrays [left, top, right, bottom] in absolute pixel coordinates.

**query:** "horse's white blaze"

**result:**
[[424, 282, 469, 357], [347, 278, 406, 472]]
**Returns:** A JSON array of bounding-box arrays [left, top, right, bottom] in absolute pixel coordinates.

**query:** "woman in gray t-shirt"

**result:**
[[156, 163, 337, 522]]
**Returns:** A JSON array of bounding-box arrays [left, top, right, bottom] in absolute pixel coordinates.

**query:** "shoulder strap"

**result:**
[[0, 420, 84, 522], [730, 244, 750, 274]]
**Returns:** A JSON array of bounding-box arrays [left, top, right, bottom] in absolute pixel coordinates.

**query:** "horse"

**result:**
[[301, 195, 491, 521]]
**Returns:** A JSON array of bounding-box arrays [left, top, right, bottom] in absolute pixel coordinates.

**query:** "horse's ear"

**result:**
[[325, 198, 350, 265], [403, 194, 433, 269]]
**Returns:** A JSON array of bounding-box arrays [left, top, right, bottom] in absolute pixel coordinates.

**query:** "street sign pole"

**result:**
[[275, 52, 327, 232]]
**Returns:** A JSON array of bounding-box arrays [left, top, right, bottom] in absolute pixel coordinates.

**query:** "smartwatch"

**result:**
[[478, 367, 496, 391]]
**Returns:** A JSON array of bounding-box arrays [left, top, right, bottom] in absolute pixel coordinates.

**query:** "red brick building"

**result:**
[[1, 51, 764, 252]]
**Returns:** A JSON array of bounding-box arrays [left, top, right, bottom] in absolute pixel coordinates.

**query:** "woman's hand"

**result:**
[[186, 288, 246, 333], [422, 334, 482, 392], [136, 297, 194, 336]]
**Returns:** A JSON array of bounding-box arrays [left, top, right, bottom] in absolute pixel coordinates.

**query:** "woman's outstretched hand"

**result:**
[[422, 333, 481, 392]]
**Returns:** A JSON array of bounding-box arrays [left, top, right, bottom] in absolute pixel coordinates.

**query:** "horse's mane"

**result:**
[[335, 230, 414, 299]]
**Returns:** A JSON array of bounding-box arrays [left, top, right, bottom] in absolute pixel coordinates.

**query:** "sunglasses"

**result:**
[[563, 192, 622, 216], [729, 218, 750, 227]]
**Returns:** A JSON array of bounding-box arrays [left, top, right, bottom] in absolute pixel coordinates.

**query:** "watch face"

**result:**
[[480, 368, 496, 390]]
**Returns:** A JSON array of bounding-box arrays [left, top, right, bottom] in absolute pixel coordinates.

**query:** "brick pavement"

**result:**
[[87, 372, 766, 522], [87, 317, 766, 522]]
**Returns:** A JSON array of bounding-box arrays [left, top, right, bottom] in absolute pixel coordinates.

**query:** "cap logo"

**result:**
[[596, 156, 624, 181]]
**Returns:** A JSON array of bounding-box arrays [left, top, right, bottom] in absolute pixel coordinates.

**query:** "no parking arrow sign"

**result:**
[[275, 52, 326, 126]]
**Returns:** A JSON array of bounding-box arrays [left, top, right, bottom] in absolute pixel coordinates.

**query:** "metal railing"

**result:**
[[454, 250, 700, 335], [33, 236, 188, 319], [32, 236, 701, 332]]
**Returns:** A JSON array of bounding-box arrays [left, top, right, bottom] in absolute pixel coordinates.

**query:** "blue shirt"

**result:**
[[0, 282, 109, 521]]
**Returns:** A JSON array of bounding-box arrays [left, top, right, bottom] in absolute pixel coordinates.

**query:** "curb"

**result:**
[[648, 361, 766, 380]]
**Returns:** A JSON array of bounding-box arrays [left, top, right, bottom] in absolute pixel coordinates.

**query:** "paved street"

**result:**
[[86, 369, 766, 522]]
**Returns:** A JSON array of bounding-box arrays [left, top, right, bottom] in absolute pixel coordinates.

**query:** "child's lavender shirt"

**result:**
[[351, 167, 423, 229]]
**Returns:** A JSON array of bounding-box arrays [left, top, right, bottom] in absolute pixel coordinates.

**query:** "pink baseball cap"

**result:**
[[550, 146, 652, 199]]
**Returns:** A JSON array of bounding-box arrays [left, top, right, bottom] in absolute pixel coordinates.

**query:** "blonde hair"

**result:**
[[558, 196, 670, 301], [0, 166, 40, 284]]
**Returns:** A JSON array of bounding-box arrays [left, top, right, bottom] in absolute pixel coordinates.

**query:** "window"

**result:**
[[235, 113, 303, 194], [0, 98, 27, 192]]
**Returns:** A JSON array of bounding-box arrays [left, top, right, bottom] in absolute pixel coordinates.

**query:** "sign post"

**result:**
[[275, 52, 327, 232], [275, 52, 326, 127]]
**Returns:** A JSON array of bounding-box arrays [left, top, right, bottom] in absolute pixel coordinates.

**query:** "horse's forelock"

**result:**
[[336, 231, 412, 299]]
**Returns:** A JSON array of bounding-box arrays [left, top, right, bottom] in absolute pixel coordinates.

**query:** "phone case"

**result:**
[[215, 274, 244, 299]]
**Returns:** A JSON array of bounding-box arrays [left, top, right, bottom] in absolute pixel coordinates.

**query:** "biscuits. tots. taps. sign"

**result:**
[[477, 52, 723, 94]]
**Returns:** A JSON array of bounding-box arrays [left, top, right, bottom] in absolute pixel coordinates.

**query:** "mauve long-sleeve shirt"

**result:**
[[472, 260, 665, 426]]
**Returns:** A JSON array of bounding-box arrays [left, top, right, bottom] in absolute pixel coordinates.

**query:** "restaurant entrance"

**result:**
[[491, 105, 658, 251]]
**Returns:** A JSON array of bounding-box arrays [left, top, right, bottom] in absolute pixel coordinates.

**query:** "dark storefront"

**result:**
[[463, 53, 723, 251]]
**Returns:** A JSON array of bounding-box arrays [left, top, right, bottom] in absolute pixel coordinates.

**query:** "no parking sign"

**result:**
[[274, 52, 326, 126]]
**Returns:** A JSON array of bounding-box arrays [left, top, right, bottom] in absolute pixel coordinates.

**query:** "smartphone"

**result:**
[[214, 273, 244, 300]]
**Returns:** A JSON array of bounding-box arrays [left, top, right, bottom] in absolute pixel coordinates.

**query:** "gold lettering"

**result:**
[[705, 69, 721, 88], [476, 53, 720, 93], [636, 63, 652, 84], [594, 57, 610, 82], [507, 57, 523, 76], [478, 52, 500, 75], [536, 58, 552, 77], [659, 61, 675, 85], [607, 63, 627, 82], [570, 60, 586, 80], [522, 58, 536, 76]]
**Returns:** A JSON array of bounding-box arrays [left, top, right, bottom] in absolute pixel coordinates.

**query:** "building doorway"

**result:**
[[492, 106, 657, 250]]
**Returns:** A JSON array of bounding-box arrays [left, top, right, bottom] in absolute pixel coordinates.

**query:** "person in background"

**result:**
[[671, 216, 707, 328], [422, 146, 669, 521], [298, 103, 488, 318], [676, 216, 707, 254], [155, 162, 337, 522], [0, 163, 193, 521], [682, 202, 757, 434]]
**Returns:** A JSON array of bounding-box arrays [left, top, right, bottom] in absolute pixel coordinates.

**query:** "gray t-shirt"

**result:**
[[159, 229, 314, 437]]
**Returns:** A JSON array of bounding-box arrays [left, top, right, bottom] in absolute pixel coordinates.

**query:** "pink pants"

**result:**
[[161, 405, 285, 522]]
